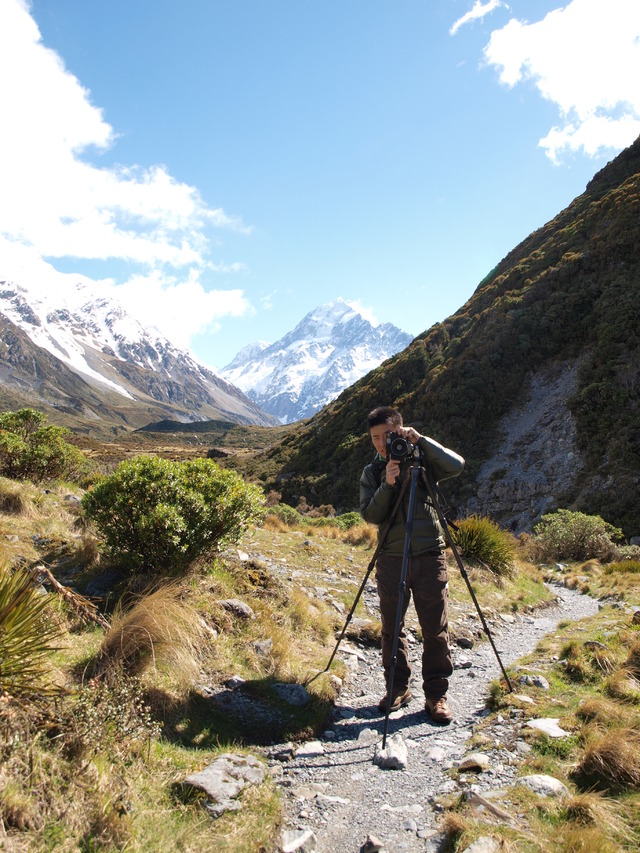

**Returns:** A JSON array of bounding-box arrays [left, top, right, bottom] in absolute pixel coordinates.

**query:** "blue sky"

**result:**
[[1, 0, 639, 369]]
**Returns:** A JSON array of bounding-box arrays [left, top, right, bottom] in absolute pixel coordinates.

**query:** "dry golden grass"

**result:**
[[623, 640, 640, 678], [575, 726, 640, 791], [575, 696, 633, 727], [343, 522, 377, 548], [261, 514, 289, 533], [93, 583, 205, 685], [0, 478, 34, 517], [605, 668, 640, 703], [563, 791, 631, 845], [558, 825, 621, 853]]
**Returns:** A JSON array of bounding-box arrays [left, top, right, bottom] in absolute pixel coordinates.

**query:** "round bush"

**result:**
[[264, 503, 303, 527], [531, 509, 622, 563], [0, 408, 88, 483], [82, 456, 265, 575]]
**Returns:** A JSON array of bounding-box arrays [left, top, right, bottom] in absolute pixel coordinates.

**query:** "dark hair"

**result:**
[[366, 406, 403, 432]]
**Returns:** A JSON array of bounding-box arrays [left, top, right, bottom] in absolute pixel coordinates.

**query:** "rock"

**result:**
[[526, 717, 571, 738], [512, 692, 536, 705], [295, 740, 324, 757], [459, 836, 502, 852], [360, 835, 385, 853], [373, 733, 408, 770], [218, 598, 255, 619], [280, 828, 318, 852], [270, 743, 295, 762], [272, 683, 311, 706], [516, 774, 569, 798], [183, 753, 266, 817], [457, 752, 490, 772], [317, 792, 350, 805], [425, 746, 447, 762], [519, 674, 550, 689], [252, 638, 273, 657], [583, 640, 607, 650]]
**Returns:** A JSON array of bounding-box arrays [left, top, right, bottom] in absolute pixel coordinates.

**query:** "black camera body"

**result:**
[[385, 431, 416, 463]]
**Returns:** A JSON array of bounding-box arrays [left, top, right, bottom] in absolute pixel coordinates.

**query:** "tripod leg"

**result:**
[[308, 470, 412, 685], [382, 464, 420, 748]]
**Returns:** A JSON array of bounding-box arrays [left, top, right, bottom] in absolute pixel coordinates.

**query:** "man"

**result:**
[[359, 406, 464, 724]]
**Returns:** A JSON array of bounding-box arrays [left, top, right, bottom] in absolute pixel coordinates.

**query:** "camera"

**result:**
[[386, 431, 415, 462]]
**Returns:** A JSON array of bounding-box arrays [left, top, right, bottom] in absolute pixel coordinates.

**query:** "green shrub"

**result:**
[[264, 503, 303, 527], [0, 409, 88, 483], [450, 514, 516, 577], [0, 563, 63, 696], [532, 509, 622, 563], [82, 456, 265, 575], [333, 511, 363, 530]]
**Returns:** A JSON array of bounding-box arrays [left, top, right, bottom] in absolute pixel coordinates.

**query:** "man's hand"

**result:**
[[385, 459, 401, 485], [398, 426, 421, 445]]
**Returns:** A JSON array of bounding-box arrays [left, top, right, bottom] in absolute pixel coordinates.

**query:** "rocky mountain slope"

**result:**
[[250, 135, 640, 537], [220, 298, 412, 423], [0, 280, 276, 433]]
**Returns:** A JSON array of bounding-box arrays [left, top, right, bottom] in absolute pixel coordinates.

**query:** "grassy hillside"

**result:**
[[246, 136, 640, 535]]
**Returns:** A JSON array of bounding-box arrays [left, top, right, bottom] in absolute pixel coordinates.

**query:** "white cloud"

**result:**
[[450, 0, 506, 36], [113, 269, 250, 350], [345, 299, 379, 327], [0, 0, 251, 349], [483, 0, 640, 162]]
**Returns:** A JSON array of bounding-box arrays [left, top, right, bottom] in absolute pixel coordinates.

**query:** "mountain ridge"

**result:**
[[0, 280, 277, 433], [221, 298, 413, 423]]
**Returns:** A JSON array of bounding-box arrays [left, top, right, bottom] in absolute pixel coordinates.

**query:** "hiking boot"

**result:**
[[425, 696, 453, 723], [377, 687, 411, 713]]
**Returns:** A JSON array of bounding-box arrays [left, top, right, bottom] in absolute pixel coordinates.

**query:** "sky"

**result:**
[[1, 0, 639, 370]]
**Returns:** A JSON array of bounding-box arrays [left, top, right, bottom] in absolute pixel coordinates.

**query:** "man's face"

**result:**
[[370, 423, 394, 458]]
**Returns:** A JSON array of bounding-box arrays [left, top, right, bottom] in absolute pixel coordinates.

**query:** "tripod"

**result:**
[[318, 451, 513, 749]]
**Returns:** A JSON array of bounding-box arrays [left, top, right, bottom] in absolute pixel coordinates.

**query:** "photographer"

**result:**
[[359, 406, 464, 723]]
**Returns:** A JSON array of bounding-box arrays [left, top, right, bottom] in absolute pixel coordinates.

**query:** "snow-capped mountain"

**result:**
[[0, 279, 276, 428], [221, 299, 413, 423]]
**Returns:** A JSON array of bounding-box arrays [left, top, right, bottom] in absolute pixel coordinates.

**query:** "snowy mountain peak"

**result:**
[[220, 299, 413, 424]]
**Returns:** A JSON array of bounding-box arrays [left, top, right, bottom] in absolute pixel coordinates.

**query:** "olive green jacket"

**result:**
[[359, 435, 465, 556]]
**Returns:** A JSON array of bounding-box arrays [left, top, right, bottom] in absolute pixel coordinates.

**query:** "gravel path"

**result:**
[[271, 582, 600, 853]]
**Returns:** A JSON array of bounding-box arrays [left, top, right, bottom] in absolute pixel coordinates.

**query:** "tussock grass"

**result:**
[[574, 726, 640, 791], [93, 583, 205, 684], [0, 477, 34, 516], [575, 696, 633, 727], [451, 513, 517, 577], [605, 668, 640, 703], [623, 640, 640, 678], [563, 791, 631, 844]]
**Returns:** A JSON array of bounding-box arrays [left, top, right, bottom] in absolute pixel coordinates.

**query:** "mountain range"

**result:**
[[0, 280, 276, 434], [220, 298, 413, 423], [2, 135, 639, 538]]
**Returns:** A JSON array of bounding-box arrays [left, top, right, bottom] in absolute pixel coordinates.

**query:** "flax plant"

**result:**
[[0, 562, 62, 696]]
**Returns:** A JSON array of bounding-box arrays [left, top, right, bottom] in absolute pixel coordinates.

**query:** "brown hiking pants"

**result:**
[[375, 552, 453, 700]]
